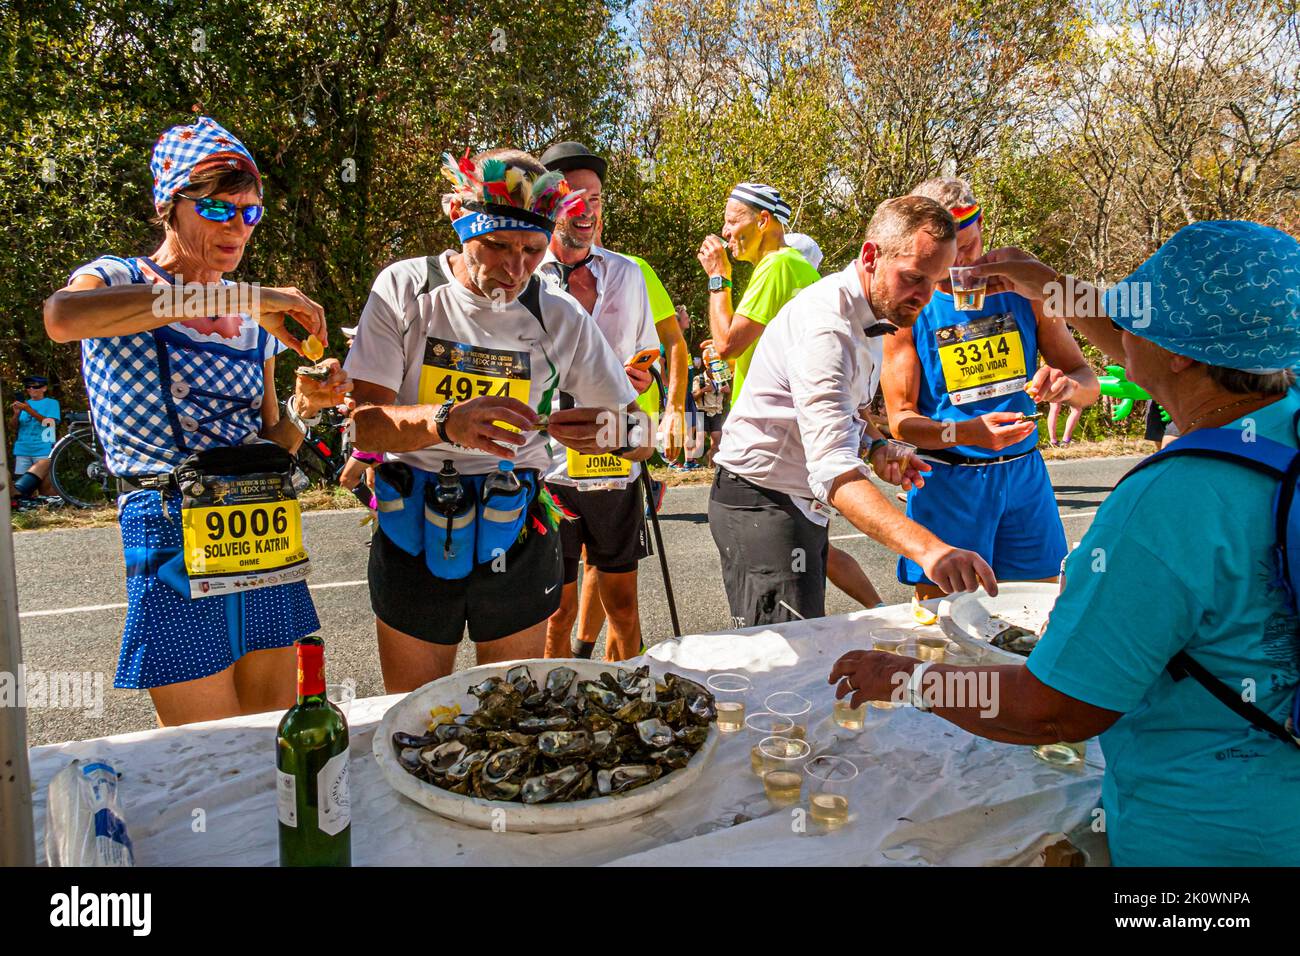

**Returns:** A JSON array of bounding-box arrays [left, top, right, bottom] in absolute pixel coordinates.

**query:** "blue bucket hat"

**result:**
[[1104, 221, 1300, 373]]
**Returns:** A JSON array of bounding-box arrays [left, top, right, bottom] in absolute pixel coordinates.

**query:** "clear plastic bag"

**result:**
[[45, 759, 135, 867]]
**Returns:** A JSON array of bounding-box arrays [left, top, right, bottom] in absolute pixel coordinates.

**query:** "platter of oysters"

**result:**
[[374, 659, 720, 832]]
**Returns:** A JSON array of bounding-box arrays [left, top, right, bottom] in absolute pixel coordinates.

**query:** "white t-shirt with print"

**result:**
[[344, 251, 637, 476], [537, 245, 659, 486]]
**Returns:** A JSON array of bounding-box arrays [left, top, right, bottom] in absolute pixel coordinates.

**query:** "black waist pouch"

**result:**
[[174, 443, 295, 488]]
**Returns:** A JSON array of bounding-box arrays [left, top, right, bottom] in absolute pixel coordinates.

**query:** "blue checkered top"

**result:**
[[69, 255, 285, 476]]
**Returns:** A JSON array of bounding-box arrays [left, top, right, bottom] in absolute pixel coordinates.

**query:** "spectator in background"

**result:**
[[1144, 398, 1180, 451], [1045, 400, 1082, 447], [10, 374, 60, 498], [692, 353, 729, 466], [785, 232, 824, 272], [697, 182, 820, 400]]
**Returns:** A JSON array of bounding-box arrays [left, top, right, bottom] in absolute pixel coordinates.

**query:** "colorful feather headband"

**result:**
[[951, 203, 982, 231], [442, 149, 587, 241]]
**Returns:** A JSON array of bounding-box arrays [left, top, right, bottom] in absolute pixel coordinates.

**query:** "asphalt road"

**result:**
[[12, 457, 1138, 746]]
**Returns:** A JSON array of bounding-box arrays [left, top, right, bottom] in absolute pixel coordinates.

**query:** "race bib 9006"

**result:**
[[181, 473, 309, 599]]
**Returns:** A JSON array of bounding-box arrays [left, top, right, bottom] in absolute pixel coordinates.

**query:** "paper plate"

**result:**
[[937, 583, 1060, 666], [373, 659, 719, 834]]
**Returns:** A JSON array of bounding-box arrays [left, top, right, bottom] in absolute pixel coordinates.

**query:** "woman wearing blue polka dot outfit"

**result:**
[[44, 116, 349, 725]]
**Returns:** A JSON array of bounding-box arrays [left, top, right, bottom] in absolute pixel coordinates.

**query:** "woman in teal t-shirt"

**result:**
[[829, 221, 1300, 865]]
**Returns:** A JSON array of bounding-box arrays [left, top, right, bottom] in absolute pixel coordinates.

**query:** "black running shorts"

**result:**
[[368, 500, 563, 645], [708, 467, 828, 628], [549, 481, 649, 582]]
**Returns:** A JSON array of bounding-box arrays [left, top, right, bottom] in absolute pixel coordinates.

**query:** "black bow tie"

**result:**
[[863, 321, 897, 337], [554, 253, 595, 291]]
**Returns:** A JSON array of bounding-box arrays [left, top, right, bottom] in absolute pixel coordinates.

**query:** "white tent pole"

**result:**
[[0, 415, 36, 866]]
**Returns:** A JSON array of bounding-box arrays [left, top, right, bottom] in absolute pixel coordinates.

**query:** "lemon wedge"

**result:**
[[426, 703, 461, 731], [303, 334, 324, 361], [911, 595, 939, 626]]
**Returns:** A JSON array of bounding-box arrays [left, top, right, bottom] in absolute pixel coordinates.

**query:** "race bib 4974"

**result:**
[[418, 336, 531, 430]]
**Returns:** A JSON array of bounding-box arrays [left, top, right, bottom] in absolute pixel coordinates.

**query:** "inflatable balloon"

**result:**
[[1097, 365, 1168, 423]]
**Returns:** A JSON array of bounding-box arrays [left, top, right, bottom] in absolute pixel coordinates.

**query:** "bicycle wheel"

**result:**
[[50, 436, 111, 508]]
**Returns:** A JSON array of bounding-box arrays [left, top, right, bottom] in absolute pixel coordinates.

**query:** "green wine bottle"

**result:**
[[277, 636, 351, 866]]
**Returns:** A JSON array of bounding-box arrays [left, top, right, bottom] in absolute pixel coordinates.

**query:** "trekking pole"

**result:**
[[643, 367, 681, 639]]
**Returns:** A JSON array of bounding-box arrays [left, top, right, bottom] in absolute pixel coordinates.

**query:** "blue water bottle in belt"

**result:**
[[423, 460, 474, 579], [477, 459, 531, 564]]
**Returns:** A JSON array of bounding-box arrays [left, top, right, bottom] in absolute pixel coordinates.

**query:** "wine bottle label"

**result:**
[[276, 769, 297, 827], [316, 750, 351, 836]]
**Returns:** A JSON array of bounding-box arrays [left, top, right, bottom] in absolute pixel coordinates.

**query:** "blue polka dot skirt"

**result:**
[[115, 490, 321, 689]]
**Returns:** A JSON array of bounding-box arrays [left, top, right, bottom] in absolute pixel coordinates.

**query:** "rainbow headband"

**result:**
[[951, 203, 982, 231], [441, 150, 586, 242]]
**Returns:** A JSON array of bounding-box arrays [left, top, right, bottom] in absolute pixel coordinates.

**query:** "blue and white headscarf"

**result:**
[[1106, 221, 1300, 373], [451, 205, 555, 242], [150, 116, 261, 209]]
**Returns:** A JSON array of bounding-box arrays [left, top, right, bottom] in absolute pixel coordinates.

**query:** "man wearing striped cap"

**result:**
[[697, 182, 821, 399]]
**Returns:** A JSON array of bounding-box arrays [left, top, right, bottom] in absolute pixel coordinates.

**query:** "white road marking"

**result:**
[[20, 578, 369, 618], [831, 507, 1101, 542], [20, 602, 128, 618]]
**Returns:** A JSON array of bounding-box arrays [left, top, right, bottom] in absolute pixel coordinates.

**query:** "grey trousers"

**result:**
[[708, 467, 828, 629]]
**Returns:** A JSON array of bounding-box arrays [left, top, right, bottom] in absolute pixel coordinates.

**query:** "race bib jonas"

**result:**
[[567, 449, 633, 481], [935, 313, 1028, 406]]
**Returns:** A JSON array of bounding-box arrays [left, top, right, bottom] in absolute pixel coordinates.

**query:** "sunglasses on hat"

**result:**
[[178, 194, 265, 226]]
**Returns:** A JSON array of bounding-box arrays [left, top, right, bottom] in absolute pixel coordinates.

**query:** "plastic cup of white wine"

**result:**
[[757, 736, 811, 807], [707, 673, 752, 733], [805, 755, 859, 830], [884, 439, 917, 466], [745, 712, 796, 774], [1032, 740, 1087, 767], [870, 631, 912, 710], [949, 266, 988, 311], [763, 691, 812, 740], [916, 636, 949, 662], [832, 698, 868, 731], [327, 680, 356, 722]]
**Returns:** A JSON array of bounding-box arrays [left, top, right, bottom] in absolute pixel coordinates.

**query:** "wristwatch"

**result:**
[[708, 275, 733, 293], [434, 399, 458, 446]]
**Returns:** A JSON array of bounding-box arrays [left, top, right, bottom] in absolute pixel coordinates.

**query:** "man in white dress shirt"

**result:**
[[709, 196, 999, 627]]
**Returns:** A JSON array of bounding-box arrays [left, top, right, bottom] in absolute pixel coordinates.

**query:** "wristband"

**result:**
[[867, 437, 889, 458], [907, 661, 935, 711], [284, 394, 321, 435]]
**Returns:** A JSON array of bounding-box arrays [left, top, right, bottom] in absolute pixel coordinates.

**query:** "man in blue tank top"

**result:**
[[881, 178, 1099, 599]]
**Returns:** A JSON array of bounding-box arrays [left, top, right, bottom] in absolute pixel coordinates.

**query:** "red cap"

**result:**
[[296, 638, 325, 697]]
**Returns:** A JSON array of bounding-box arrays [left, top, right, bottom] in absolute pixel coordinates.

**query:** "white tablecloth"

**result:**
[[27, 605, 1106, 866]]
